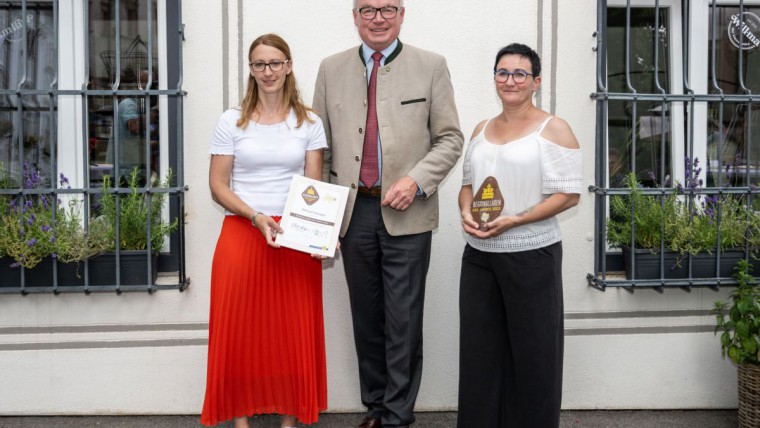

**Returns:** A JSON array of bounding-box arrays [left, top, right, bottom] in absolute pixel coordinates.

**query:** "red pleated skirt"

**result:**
[[201, 215, 327, 426]]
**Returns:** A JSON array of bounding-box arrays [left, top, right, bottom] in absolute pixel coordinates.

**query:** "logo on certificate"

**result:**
[[471, 176, 503, 229], [302, 185, 320, 205]]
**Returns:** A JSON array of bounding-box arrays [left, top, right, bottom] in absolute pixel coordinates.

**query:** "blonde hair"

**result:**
[[237, 34, 314, 129]]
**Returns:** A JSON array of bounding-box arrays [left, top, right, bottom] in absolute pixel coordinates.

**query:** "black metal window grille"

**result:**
[[590, 0, 760, 292], [0, 0, 187, 294]]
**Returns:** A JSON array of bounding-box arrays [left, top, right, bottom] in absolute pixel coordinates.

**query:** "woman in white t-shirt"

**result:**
[[457, 43, 583, 428], [201, 34, 327, 428]]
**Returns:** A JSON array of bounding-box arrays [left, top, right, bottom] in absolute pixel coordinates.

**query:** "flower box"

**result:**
[[622, 246, 748, 280], [0, 257, 85, 287], [0, 251, 158, 287], [88, 251, 160, 286]]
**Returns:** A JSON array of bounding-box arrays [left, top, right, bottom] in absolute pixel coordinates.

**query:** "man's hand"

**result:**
[[381, 176, 419, 211]]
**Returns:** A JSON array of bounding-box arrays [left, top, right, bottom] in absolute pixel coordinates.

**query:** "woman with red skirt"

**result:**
[[201, 34, 327, 428]]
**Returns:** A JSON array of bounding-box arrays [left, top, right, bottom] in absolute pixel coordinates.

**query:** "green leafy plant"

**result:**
[[714, 259, 760, 365], [607, 172, 683, 251], [54, 175, 111, 264], [0, 165, 57, 269], [0, 166, 111, 269], [98, 167, 178, 251], [607, 158, 760, 259], [0, 163, 18, 259]]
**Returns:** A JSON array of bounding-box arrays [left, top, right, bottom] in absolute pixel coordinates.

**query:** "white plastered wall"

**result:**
[[0, 0, 739, 415]]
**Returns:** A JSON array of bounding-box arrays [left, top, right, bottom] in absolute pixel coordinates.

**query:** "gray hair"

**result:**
[[353, 0, 404, 8]]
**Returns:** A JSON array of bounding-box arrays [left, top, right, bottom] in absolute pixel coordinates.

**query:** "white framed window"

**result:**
[[590, 0, 760, 288], [606, 0, 685, 188], [0, 0, 186, 293]]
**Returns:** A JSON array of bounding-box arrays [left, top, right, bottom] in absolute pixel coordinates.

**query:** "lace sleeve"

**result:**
[[540, 139, 583, 194]]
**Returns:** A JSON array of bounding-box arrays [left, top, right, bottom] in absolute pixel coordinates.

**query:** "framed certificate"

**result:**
[[277, 175, 349, 257]]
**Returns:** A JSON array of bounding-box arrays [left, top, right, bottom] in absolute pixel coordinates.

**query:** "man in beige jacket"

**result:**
[[313, 1, 463, 427]]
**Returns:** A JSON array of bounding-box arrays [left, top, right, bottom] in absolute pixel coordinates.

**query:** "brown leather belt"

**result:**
[[357, 186, 382, 197]]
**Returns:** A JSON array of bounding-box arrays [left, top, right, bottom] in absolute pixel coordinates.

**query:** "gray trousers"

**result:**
[[457, 242, 564, 428], [341, 194, 432, 428]]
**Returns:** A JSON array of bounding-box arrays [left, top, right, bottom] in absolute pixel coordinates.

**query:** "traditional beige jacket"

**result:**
[[313, 41, 464, 236]]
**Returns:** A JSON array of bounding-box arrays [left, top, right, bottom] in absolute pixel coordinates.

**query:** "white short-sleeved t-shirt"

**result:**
[[209, 108, 327, 216], [462, 117, 583, 253]]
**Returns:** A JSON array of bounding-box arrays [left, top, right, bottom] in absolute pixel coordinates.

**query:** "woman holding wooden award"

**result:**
[[457, 43, 582, 428], [202, 34, 327, 428]]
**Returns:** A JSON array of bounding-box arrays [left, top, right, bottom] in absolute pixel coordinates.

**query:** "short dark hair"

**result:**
[[493, 43, 541, 77]]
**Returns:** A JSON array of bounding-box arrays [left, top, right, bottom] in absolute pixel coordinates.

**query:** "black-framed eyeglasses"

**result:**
[[249, 60, 290, 72], [494, 69, 533, 84], [356, 6, 400, 20]]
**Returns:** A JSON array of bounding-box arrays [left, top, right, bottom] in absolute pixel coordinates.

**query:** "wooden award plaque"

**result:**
[[471, 176, 504, 230]]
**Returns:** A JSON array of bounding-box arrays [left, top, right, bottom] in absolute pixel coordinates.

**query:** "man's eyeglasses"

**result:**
[[494, 69, 533, 84], [356, 6, 400, 20], [249, 60, 290, 72]]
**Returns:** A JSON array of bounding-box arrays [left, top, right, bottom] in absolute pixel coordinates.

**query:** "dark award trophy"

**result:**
[[471, 176, 504, 230]]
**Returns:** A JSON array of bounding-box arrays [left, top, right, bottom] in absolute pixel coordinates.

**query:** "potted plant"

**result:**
[[606, 158, 760, 279], [0, 165, 58, 287], [52, 173, 112, 284], [714, 260, 760, 427], [93, 166, 178, 285], [0, 166, 110, 287]]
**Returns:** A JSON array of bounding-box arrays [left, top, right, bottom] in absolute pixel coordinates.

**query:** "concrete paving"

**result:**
[[0, 410, 739, 427]]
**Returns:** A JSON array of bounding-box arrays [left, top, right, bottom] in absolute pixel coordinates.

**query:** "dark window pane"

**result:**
[[707, 6, 760, 187], [88, 0, 159, 186], [607, 7, 671, 187], [0, 3, 55, 185]]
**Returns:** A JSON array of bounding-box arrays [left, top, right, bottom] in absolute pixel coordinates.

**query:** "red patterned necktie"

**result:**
[[360, 51, 383, 187]]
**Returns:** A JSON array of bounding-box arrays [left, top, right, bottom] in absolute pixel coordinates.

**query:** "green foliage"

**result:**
[[0, 165, 111, 269], [607, 171, 760, 259], [714, 260, 760, 366], [0, 196, 56, 269], [53, 199, 111, 264], [0, 164, 17, 258], [0, 165, 56, 268], [98, 167, 178, 251], [0, 163, 178, 272], [607, 173, 681, 251]]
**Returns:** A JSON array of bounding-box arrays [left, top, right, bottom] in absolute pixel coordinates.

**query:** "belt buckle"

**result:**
[[359, 186, 381, 197]]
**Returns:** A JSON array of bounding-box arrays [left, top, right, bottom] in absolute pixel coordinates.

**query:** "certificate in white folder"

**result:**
[[277, 175, 349, 258]]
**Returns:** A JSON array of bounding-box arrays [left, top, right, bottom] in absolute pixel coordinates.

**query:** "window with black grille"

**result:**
[[0, 0, 187, 294], [590, 1, 760, 291]]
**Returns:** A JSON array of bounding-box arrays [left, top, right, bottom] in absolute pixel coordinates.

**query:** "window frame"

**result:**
[[0, 0, 187, 294], [590, 0, 760, 291]]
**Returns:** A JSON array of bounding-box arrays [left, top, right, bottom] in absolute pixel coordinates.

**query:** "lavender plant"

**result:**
[[53, 174, 111, 264], [0, 165, 111, 269], [607, 157, 760, 260], [0, 165, 57, 269]]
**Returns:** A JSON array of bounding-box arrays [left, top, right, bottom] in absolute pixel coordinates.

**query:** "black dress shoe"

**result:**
[[359, 416, 382, 428]]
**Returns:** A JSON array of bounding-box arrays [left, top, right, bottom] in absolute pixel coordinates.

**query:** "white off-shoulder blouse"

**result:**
[[462, 116, 583, 253]]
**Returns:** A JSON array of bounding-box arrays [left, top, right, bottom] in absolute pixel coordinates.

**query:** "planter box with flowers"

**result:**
[[606, 158, 760, 280], [0, 165, 176, 288]]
